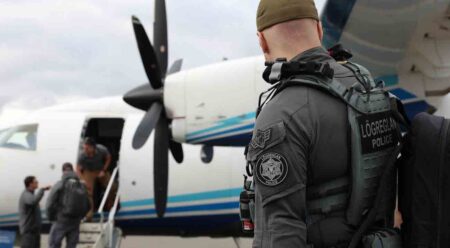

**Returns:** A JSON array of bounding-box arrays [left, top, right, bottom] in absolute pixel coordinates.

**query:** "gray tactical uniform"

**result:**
[[247, 47, 360, 248], [19, 188, 44, 248], [46, 172, 87, 248]]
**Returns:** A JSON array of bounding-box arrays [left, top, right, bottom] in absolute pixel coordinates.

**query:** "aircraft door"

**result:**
[[80, 118, 125, 212]]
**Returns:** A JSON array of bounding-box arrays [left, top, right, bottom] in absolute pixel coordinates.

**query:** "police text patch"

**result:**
[[255, 152, 288, 186], [357, 112, 398, 154]]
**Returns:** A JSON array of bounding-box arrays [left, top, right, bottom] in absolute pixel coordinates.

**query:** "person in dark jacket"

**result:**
[[19, 176, 51, 248], [46, 163, 89, 248]]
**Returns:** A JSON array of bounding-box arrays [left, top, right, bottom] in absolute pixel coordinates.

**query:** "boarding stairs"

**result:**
[[77, 167, 122, 248]]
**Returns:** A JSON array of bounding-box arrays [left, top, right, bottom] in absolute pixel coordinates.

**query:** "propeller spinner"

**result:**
[[123, 0, 183, 218]]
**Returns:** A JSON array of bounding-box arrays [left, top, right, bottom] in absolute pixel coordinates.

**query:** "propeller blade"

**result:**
[[154, 0, 168, 76], [167, 59, 183, 75], [169, 140, 183, 163], [154, 113, 170, 218], [132, 16, 163, 89], [132, 102, 163, 149]]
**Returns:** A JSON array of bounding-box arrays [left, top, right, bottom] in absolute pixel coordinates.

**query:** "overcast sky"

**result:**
[[0, 0, 326, 124]]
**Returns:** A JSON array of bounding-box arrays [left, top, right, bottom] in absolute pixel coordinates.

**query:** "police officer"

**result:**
[[247, 0, 399, 247], [46, 163, 89, 248], [19, 176, 51, 248]]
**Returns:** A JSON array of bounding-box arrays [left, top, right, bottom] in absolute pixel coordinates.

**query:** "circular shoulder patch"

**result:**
[[255, 152, 288, 186]]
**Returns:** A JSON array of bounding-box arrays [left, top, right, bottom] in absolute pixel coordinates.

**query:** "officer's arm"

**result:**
[[23, 189, 45, 206], [45, 181, 62, 207], [263, 187, 306, 246], [249, 104, 312, 247], [45, 181, 62, 219]]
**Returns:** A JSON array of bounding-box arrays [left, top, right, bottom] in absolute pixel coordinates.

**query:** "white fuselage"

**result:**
[[0, 97, 250, 234]]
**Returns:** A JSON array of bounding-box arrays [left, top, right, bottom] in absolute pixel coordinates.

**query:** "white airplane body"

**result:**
[[0, 97, 251, 235], [1, 0, 450, 237]]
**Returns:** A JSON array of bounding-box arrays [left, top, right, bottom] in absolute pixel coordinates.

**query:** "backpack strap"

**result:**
[[389, 94, 411, 130]]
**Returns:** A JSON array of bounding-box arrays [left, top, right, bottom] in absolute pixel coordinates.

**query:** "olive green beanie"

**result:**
[[257, 0, 319, 31]]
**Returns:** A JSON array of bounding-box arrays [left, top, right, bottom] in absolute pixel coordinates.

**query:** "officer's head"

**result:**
[[256, 0, 322, 61], [62, 162, 74, 173], [24, 176, 38, 191], [83, 137, 96, 155]]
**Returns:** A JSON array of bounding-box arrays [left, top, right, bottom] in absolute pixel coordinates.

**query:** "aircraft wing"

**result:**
[[321, 0, 450, 119]]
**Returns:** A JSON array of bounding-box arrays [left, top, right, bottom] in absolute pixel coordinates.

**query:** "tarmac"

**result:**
[[15, 235, 253, 248], [120, 236, 253, 248]]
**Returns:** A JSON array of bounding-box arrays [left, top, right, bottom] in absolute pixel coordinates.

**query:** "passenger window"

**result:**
[[0, 124, 38, 151]]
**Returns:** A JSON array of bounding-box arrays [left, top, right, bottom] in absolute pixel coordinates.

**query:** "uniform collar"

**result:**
[[62, 171, 77, 180], [290, 46, 333, 63]]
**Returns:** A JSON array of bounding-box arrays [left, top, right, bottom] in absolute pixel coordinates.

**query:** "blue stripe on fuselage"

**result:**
[[0, 213, 18, 219], [196, 132, 253, 147], [117, 201, 239, 218], [186, 112, 255, 139], [121, 188, 242, 208], [187, 123, 254, 144], [0, 201, 240, 227], [390, 88, 417, 101]]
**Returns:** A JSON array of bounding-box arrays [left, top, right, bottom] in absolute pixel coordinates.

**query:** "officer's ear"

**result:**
[[257, 31, 270, 54], [317, 21, 323, 42]]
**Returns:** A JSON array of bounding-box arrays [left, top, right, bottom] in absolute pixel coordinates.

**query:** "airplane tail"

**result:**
[[321, 0, 450, 118]]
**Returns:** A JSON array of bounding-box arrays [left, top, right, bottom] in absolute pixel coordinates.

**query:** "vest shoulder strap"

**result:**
[[279, 76, 367, 115]]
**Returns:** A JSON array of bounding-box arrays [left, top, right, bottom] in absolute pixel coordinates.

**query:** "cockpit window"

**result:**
[[0, 124, 38, 151]]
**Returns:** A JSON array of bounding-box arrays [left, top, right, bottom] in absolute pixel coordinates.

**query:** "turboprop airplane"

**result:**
[[1, 0, 450, 241]]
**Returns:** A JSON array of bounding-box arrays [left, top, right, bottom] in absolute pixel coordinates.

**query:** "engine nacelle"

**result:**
[[164, 56, 267, 146]]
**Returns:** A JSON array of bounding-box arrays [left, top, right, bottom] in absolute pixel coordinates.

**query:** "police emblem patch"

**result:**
[[251, 128, 271, 149], [255, 152, 288, 186]]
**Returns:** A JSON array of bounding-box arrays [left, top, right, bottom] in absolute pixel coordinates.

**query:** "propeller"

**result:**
[[123, 0, 184, 218]]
